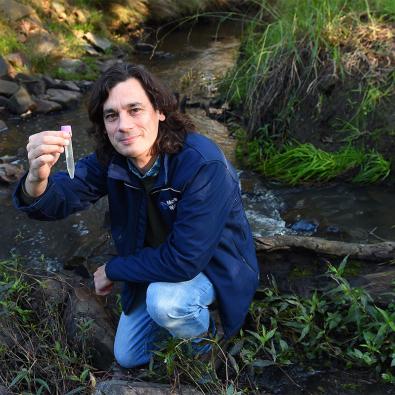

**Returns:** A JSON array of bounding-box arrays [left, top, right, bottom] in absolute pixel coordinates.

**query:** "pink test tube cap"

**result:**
[[61, 125, 72, 135]]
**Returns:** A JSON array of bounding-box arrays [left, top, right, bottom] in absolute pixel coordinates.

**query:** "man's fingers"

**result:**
[[28, 144, 64, 160], [30, 154, 60, 168]]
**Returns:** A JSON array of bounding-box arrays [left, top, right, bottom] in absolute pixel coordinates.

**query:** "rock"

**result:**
[[40, 276, 68, 305], [0, 0, 36, 22], [0, 96, 18, 113], [57, 58, 87, 74], [34, 97, 62, 113], [4, 52, 27, 69], [0, 163, 25, 183], [0, 155, 17, 163], [46, 88, 82, 107], [99, 59, 121, 72], [290, 219, 319, 233], [42, 75, 61, 89], [26, 32, 59, 56], [82, 43, 101, 56], [0, 120, 8, 132], [83, 32, 112, 52], [134, 42, 155, 53], [73, 8, 87, 24], [60, 81, 80, 92], [0, 57, 9, 78], [78, 80, 94, 91], [63, 286, 116, 370], [52, 1, 65, 16], [15, 73, 46, 96], [9, 86, 36, 114], [0, 79, 19, 97], [93, 380, 201, 395]]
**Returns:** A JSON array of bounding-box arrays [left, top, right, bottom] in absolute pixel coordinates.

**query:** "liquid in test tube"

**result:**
[[61, 125, 75, 179]]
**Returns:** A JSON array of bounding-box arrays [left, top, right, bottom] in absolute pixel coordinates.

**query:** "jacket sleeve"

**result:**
[[13, 153, 108, 220], [105, 161, 238, 283]]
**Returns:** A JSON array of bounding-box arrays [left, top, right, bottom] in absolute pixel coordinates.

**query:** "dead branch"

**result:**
[[254, 235, 395, 262]]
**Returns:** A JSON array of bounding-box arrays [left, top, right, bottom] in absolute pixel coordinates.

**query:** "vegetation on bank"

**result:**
[[221, 0, 394, 185], [0, 0, 237, 81], [2, 255, 394, 393], [235, 129, 391, 184]]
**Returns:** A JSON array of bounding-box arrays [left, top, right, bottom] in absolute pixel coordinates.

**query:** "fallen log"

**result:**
[[254, 235, 395, 262]]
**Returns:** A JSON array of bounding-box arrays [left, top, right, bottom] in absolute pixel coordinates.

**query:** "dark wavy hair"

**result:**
[[87, 63, 195, 165]]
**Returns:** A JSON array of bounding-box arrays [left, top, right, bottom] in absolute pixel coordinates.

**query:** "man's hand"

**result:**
[[25, 130, 71, 197], [94, 265, 114, 296]]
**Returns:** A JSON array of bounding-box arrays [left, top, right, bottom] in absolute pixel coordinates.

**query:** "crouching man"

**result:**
[[13, 63, 259, 368]]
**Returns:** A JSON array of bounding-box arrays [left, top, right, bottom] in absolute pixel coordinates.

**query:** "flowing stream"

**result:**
[[0, 19, 394, 394]]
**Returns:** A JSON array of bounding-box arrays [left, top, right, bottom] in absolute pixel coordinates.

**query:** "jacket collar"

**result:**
[[107, 152, 169, 190]]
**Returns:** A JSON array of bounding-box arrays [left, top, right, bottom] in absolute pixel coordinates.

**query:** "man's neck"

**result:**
[[130, 155, 157, 175]]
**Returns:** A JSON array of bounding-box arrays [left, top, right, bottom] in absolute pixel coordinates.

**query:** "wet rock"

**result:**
[[0, 79, 19, 97], [46, 88, 82, 107], [34, 97, 62, 113], [57, 58, 87, 74], [134, 42, 154, 53], [0, 57, 9, 78], [0, 163, 25, 183], [83, 32, 112, 52], [0, 96, 18, 113], [77, 80, 94, 91], [63, 286, 116, 370], [26, 32, 59, 56], [0, 155, 17, 163], [290, 219, 319, 233], [0, 120, 8, 132], [93, 380, 201, 395], [0, 0, 36, 22], [9, 86, 36, 114]]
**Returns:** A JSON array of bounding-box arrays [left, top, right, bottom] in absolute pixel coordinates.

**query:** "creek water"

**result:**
[[0, 20, 394, 394]]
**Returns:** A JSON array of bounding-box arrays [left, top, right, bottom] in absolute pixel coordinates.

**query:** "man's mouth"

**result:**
[[119, 135, 140, 144]]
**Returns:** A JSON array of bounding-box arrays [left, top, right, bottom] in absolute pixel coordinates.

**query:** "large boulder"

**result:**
[[63, 286, 116, 370], [46, 88, 82, 107], [9, 86, 36, 114]]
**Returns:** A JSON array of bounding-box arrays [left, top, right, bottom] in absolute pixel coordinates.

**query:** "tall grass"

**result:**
[[222, 0, 395, 136]]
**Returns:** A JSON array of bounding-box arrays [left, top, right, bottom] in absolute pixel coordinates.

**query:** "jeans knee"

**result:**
[[114, 343, 148, 369], [146, 283, 208, 337]]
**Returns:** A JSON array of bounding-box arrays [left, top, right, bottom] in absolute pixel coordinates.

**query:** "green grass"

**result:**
[[220, 0, 395, 138], [235, 130, 391, 185]]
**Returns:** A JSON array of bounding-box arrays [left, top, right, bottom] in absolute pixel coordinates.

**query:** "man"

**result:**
[[13, 63, 259, 368]]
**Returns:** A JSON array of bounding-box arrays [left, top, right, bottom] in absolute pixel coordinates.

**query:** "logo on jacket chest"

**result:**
[[160, 197, 178, 211]]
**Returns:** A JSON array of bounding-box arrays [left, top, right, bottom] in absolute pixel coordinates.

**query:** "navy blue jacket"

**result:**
[[14, 132, 259, 337]]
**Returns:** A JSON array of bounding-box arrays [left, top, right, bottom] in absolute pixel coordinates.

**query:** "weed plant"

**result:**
[[0, 256, 93, 394], [152, 258, 395, 392]]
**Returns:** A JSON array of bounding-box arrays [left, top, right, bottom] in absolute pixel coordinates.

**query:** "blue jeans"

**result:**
[[114, 272, 216, 368]]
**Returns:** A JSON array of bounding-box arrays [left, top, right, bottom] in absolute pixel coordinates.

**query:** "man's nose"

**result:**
[[118, 112, 134, 132]]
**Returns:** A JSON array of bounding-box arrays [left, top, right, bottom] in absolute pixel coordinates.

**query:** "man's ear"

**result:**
[[159, 112, 166, 122]]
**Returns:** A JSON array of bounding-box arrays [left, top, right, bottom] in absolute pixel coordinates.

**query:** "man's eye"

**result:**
[[129, 108, 141, 115], [104, 113, 117, 122]]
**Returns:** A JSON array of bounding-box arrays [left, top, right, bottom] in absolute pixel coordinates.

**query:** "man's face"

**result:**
[[103, 77, 165, 169]]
